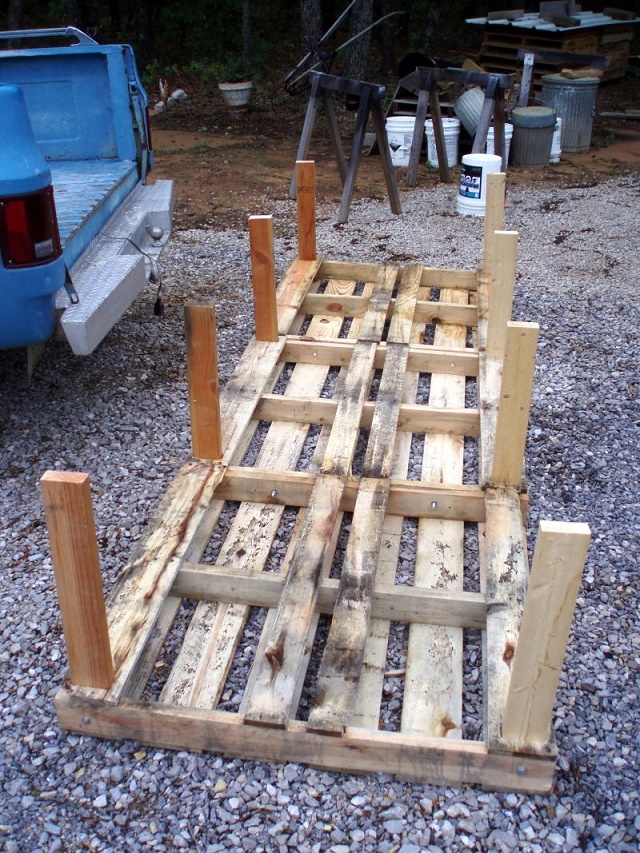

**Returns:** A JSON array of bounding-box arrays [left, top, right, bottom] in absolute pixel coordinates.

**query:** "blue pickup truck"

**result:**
[[0, 27, 173, 360]]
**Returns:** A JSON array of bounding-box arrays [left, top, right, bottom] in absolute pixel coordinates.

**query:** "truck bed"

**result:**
[[51, 159, 139, 268]]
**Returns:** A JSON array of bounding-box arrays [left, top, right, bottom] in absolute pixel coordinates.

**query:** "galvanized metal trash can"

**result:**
[[510, 106, 556, 167], [541, 74, 600, 153]]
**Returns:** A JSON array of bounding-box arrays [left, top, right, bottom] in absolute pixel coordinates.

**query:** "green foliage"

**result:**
[[152, 0, 244, 67]]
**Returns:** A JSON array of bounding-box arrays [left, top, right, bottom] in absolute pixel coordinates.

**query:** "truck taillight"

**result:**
[[0, 186, 62, 268]]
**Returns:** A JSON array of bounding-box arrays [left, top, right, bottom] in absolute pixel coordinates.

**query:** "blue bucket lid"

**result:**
[[511, 106, 556, 128], [0, 85, 51, 195]]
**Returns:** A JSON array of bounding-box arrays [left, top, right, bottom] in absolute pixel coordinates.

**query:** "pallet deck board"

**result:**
[[46, 170, 590, 793]]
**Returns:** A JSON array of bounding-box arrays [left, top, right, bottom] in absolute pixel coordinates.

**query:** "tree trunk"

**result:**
[[241, 0, 252, 74], [342, 0, 373, 82], [66, 0, 79, 26], [421, 0, 442, 57], [137, 0, 151, 70], [300, 0, 323, 53], [8, 0, 23, 31], [379, 0, 398, 76], [109, 0, 121, 35]]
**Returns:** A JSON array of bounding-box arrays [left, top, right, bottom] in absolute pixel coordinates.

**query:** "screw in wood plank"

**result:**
[[517, 765, 527, 776], [82, 716, 91, 725], [430, 501, 438, 509], [271, 490, 278, 498]]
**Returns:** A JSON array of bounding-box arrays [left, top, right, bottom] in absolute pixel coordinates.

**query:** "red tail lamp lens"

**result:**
[[0, 186, 62, 268]]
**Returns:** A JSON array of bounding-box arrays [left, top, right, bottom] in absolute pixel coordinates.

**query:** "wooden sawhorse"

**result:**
[[398, 67, 514, 184], [290, 71, 401, 224]]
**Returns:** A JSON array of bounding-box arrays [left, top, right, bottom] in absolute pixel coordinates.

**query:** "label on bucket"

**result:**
[[459, 164, 482, 200], [388, 132, 412, 152]]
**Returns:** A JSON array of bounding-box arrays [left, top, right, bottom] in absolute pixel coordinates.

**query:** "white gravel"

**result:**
[[1, 175, 639, 852]]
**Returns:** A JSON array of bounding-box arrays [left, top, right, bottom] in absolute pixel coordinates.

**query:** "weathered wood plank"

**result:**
[[317, 261, 478, 292], [321, 265, 398, 475], [308, 267, 421, 732], [242, 472, 345, 726], [104, 459, 226, 702], [160, 282, 355, 709], [281, 338, 480, 376], [402, 282, 469, 739], [306, 479, 394, 734], [490, 322, 539, 488], [218, 337, 287, 465], [482, 172, 506, 280], [239, 277, 379, 722], [485, 231, 518, 361], [54, 693, 556, 793], [300, 293, 477, 327], [351, 296, 428, 729], [243, 266, 397, 727], [170, 565, 486, 627], [276, 257, 323, 335], [256, 394, 480, 437], [216, 467, 492, 521], [501, 521, 590, 750], [482, 486, 529, 749]]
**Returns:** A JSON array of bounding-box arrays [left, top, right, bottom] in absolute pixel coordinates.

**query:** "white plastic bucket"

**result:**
[[550, 117, 562, 163], [485, 123, 513, 165], [453, 87, 484, 136], [457, 153, 502, 217], [386, 116, 416, 167], [425, 117, 460, 167]]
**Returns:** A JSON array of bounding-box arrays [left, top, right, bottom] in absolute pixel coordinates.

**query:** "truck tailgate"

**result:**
[[55, 178, 173, 356], [50, 159, 139, 267]]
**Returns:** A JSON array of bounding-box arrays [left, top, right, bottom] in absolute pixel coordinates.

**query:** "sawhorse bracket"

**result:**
[[290, 72, 402, 224]]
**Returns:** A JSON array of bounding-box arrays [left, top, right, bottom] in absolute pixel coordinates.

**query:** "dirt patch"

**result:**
[[149, 75, 640, 231]]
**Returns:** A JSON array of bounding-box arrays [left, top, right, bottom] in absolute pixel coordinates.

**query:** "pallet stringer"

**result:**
[[44, 162, 590, 793]]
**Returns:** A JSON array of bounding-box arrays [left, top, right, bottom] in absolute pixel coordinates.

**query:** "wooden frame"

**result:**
[[44, 163, 589, 793]]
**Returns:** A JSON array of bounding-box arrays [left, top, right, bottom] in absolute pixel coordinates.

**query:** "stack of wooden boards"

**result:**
[[42, 163, 590, 793], [475, 10, 637, 85]]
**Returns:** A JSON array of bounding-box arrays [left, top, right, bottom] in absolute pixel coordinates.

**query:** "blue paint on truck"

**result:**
[[0, 28, 173, 356]]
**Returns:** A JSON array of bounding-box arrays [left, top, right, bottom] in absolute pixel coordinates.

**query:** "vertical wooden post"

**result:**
[[502, 520, 591, 745], [491, 321, 539, 486], [296, 160, 316, 261], [185, 303, 222, 460], [486, 230, 518, 360], [248, 215, 278, 342], [482, 172, 506, 279], [40, 471, 114, 689]]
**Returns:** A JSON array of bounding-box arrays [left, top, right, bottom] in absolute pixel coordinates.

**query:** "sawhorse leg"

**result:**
[[337, 90, 371, 223], [370, 99, 402, 217], [290, 75, 322, 199], [406, 74, 451, 186], [472, 78, 507, 171]]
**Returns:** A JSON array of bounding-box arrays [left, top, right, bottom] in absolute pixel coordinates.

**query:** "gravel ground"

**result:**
[[1, 175, 638, 852]]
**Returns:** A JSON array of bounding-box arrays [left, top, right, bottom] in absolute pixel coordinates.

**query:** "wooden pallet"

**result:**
[[478, 20, 634, 84], [42, 162, 590, 794]]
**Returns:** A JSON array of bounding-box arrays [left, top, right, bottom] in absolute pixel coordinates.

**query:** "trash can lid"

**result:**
[[511, 106, 556, 128], [541, 73, 601, 86]]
